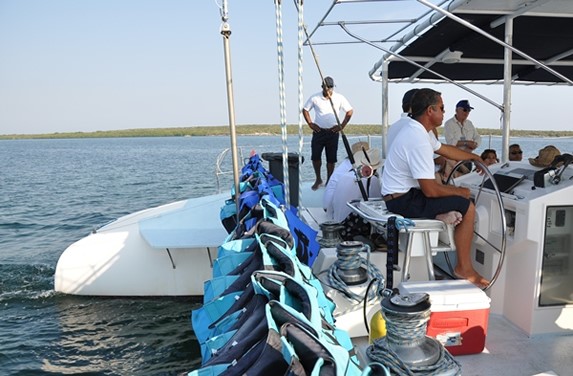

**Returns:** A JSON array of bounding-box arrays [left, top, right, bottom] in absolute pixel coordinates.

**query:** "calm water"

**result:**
[[1, 135, 571, 375]]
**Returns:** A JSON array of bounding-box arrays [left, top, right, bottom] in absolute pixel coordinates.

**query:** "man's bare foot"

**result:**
[[436, 211, 463, 226], [311, 180, 323, 191], [454, 268, 490, 289]]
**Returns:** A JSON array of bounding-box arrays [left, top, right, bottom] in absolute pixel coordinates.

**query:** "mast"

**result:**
[[220, 0, 241, 222]]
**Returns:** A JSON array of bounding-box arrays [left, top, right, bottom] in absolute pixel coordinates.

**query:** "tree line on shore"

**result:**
[[1, 124, 571, 140]]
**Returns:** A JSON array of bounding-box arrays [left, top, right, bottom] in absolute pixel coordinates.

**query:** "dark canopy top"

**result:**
[[387, 12, 573, 84]]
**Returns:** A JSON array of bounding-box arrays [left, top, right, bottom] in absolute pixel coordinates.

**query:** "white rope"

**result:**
[[274, 0, 290, 208]]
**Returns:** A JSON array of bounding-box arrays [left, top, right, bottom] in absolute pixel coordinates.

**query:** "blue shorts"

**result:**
[[311, 130, 339, 163], [386, 188, 470, 218]]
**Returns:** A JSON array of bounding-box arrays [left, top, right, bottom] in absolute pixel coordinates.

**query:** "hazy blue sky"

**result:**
[[1, 0, 571, 135]]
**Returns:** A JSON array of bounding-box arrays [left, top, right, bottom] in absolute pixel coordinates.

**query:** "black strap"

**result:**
[[386, 216, 399, 289]]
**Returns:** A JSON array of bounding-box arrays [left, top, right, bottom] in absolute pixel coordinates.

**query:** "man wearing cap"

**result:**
[[381, 88, 489, 288], [303, 76, 354, 191], [444, 99, 481, 152]]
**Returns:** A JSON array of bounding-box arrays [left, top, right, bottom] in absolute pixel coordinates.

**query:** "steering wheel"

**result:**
[[442, 159, 507, 291]]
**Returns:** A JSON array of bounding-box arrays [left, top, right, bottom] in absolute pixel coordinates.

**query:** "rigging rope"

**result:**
[[296, 0, 304, 209], [274, 0, 290, 208]]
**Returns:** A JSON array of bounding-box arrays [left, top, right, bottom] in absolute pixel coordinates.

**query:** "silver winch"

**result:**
[[367, 290, 462, 375], [381, 292, 441, 368], [318, 221, 343, 248], [335, 240, 369, 285]]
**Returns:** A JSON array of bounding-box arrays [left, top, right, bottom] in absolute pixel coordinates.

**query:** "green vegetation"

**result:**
[[1, 124, 572, 140]]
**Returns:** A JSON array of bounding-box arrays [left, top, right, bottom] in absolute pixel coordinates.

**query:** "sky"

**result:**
[[0, 0, 571, 135]]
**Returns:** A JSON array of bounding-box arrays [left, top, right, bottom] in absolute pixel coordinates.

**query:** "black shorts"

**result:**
[[311, 130, 339, 163], [386, 188, 470, 218]]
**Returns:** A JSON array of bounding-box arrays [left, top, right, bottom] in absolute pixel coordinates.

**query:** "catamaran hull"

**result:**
[[54, 193, 229, 296]]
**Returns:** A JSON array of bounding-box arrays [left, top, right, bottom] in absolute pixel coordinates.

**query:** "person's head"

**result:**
[[350, 141, 369, 155], [353, 148, 382, 178], [480, 149, 498, 166], [509, 144, 523, 161], [455, 99, 474, 122], [321, 76, 335, 96], [410, 88, 444, 130], [401, 89, 419, 113]]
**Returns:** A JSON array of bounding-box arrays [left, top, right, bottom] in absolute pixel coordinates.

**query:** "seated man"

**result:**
[[323, 141, 369, 217], [509, 144, 523, 161], [381, 88, 488, 288], [325, 147, 382, 223]]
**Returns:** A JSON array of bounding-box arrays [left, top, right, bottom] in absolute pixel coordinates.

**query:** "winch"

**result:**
[[367, 291, 461, 375], [335, 240, 369, 285], [318, 221, 343, 248]]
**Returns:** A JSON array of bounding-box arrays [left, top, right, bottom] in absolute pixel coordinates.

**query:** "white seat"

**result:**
[[347, 198, 456, 281]]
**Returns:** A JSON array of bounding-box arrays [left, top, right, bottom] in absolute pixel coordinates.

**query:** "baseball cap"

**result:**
[[456, 100, 474, 110], [322, 76, 335, 88]]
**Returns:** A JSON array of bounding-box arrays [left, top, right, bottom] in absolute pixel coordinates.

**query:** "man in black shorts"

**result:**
[[303, 76, 353, 190]]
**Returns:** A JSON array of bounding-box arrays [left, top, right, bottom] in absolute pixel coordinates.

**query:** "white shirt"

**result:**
[[328, 172, 381, 223], [444, 116, 481, 147], [323, 159, 352, 215], [303, 92, 353, 129], [382, 117, 441, 195], [388, 113, 440, 161], [386, 113, 410, 153]]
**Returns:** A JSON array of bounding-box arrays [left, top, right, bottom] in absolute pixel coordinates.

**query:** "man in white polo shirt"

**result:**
[[303, 76, 353, 190], [381, 88, 488, 288]]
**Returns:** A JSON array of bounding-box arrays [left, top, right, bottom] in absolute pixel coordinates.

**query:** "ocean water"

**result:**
[[1, 135, 571, 375]]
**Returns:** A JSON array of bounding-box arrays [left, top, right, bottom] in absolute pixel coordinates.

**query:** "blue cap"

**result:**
[[456, 100, 474, 110]]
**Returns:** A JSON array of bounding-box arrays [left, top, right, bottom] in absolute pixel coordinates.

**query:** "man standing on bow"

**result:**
[[381, 88, 489, 288], [303, 76, 354, 191], [444, 99, 481, 152]]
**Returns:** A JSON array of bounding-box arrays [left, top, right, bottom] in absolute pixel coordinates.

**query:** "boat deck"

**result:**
[[455, 313, 572, 376], [301, 183, 573, 375], [353, 313, 573, 376]]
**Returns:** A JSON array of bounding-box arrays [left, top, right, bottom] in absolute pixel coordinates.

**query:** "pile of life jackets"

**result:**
[[185, 154, 389, 376]]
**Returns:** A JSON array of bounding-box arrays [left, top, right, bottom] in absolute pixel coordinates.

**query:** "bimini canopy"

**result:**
[[372, 0, 573, 84], [304, 0, 572, 159], [305, 0, 573, 85]]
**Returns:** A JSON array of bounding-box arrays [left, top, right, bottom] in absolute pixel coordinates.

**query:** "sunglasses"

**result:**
[[510, 151, 523, 155], [461, 108, 471, 112]]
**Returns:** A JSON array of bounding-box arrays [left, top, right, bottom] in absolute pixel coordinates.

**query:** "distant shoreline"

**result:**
[[1, 124, 572, 140]]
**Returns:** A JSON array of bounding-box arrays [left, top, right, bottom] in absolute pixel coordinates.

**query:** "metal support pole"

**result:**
[[220, 2, 241, 223]]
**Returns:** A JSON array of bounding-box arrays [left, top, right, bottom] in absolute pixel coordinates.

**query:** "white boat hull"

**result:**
[[55, 193, 229, 296], [54, 183, 325, 296]]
